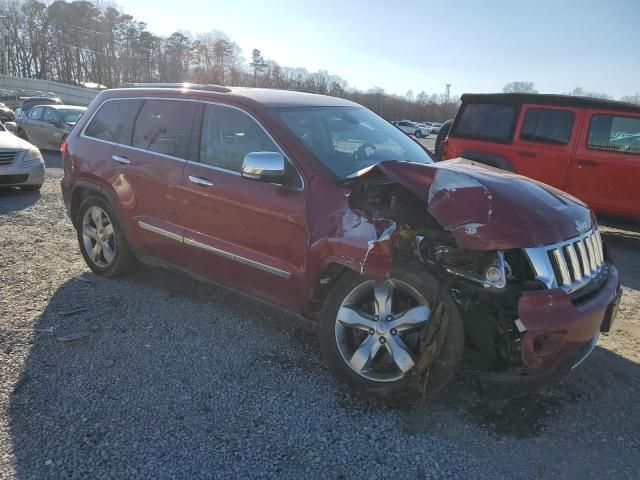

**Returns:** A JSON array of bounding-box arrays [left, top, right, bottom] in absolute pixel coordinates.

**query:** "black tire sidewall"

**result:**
[[319, 266, 465, 405], [76, 194, 131, 277]]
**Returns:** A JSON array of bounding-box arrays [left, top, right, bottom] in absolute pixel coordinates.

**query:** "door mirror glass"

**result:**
[[4, 121, 17, 133], [241, 152, 286, 183]]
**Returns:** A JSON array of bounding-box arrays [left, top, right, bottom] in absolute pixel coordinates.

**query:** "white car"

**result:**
[[0, 122, 45, 191], [429, 122, 443, 134], [395, 120, 429, 138]]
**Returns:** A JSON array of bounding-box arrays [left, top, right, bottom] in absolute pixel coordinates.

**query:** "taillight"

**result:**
[[60, 139, 68, 157], [441, 140, 449, 158]]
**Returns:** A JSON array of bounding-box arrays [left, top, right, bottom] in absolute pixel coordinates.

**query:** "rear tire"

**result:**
[[319, 266, 465, 406], [75, 194, 133, 277], [415, 130, 422, 138]]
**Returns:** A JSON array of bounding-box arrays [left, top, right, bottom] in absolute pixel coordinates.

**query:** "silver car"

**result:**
[[16, 105, 86, 150], [0, 122, 45, 191]]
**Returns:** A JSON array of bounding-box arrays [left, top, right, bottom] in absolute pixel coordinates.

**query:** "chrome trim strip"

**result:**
[[79, 96, 304, 190], [183, 237, 292, 279], [524, 228, 605, 293], [138, 220, 183, 242], [571, 333, 599, 370], [138, 219, 292, 279]]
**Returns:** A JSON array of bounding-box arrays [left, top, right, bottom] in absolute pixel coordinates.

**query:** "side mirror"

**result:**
[[4, 121, 17, 133], [241, 152, 286, 183]]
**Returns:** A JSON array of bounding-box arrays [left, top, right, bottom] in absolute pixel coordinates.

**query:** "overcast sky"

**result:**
[[121, 0, 640, 98]]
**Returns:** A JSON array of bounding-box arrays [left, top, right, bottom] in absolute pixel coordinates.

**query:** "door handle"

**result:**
[[577, 159, 599, 167], [517, 151, 536, 158], [112, 155, 131, 164], [189, 175, 213, 187]]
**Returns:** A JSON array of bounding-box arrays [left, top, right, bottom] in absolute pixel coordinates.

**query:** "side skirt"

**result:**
[[135, 253, 318, 331]]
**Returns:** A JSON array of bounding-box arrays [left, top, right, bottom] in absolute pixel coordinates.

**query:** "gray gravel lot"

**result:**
[[1, 151, 639, 479]]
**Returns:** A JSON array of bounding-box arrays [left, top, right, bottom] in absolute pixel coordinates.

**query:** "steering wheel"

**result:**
[[353, 142, 377, 162]]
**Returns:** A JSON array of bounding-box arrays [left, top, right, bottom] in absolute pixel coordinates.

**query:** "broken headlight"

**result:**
[[432, 246, 507, 289]]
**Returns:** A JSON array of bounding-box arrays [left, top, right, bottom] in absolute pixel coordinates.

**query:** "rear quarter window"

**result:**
[[84, 99, 143, 144], [454, 103, 516, 142]]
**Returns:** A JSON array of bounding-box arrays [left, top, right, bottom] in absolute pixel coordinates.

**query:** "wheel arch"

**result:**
[[459, 150, 514, 171], [70, 181, 130, 246]]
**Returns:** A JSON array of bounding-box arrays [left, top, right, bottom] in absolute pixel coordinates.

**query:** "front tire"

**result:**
[[415, 130, 422, 138], [75, 194, 133, 277], [319, 266, 465, 405]]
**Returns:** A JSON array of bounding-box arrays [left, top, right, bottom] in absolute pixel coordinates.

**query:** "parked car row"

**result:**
[[392, 120, 430, 137], [391, 120, 445, 137], [0, 95, 85, 191]]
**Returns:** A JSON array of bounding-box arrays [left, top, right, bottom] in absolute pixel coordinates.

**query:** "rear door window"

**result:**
[[454, 103, 516, 141], [587, 114, 640, 155], [84, 99, 143, 144], [28, 107, 43, 120], [520, 108, 574, 145], [43, 108, 60, 124], [132, 100, 197, 159]]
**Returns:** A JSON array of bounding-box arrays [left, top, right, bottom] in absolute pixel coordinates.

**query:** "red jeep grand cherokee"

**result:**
[[61, 85, 622, 404], [441, 93, 640, 220]]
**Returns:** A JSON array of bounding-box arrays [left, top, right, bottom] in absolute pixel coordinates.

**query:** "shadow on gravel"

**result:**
[[42, 150, 62, 169], [0, 188, 40, 213], [401, 345, 640, 439], [6, 262, 640, 477], [6, 263, 322, 477]]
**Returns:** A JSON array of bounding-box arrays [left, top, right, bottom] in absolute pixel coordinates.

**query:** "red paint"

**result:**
[[61, 87, 621, 382], [518, 265, 620, 370], [444, 93, 640, 219], [366, 159, 594, 250]]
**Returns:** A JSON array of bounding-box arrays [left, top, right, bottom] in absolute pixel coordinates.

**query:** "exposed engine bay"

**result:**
[[347, 174, 545, 371]]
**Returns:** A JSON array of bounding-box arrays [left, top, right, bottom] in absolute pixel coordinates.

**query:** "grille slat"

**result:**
[[585, 235, 597, 273], [552, 248, 572, 287], [576, 240, 590, 277], [0, 150, 17, 166], [565, 243, 582, 281], [525, 228, 605, 294]]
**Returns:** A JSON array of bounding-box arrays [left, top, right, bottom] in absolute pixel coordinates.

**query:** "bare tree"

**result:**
[[502, 81, 538, 93]]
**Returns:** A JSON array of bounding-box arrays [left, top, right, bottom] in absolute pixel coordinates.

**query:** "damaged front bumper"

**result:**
[[481, 262, 621, 400]]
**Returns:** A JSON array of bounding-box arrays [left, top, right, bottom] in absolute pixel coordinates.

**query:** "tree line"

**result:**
[[0, 0, 458, 121], [2, 1, 636, 122]]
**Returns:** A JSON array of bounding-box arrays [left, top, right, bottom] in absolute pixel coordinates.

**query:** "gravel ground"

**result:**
[[1, 152, 639, 479]]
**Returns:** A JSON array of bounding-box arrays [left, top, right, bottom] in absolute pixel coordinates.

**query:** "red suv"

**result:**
[[61, 85, 622, 404], [441, 93, 640, 219]]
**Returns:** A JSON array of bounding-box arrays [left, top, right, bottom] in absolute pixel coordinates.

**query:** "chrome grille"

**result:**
[[524, 229, 605, 293], [0, 150, 18, 166]]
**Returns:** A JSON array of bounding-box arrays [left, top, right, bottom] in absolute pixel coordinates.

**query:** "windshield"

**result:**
[[272, 106, 433, 179], [59, 109, 84, 123]]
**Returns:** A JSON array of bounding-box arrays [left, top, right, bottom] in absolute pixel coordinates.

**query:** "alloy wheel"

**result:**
[[81, 206, 116, 268], [334, 279, 431, 382]]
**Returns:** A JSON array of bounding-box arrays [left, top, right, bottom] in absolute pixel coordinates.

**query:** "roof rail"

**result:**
[[120, 83, 231, 93]]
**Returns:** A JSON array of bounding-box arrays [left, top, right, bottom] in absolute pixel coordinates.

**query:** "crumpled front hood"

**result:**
[[363, 158, 593, 250]]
